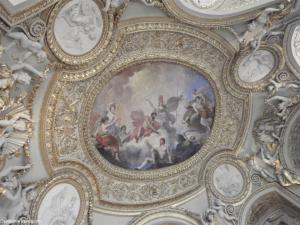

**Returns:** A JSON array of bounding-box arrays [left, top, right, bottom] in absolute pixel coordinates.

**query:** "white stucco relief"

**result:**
[[176, 0, 277, 16], [180, 0, 225, 9], [238, 50, 275, 83], [213, 164, 244, 198], [291, 25, 300, 68], [37, 183, 81, 225], [54, 0, 103, 56]]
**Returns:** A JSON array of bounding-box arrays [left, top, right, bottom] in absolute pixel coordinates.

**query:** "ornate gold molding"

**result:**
[[40, 18, 251, 214], [30, 169, 93, 225], [46, 0, 115, 66], [0, 0, 58, 27], [162, 0, 262, 27], [230, 44, 285, 92], [129, 208, 202, 225], [283, 19, 300, 80], [204, 153, 251, 204]]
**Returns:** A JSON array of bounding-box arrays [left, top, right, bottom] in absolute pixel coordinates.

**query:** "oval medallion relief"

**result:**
[[213, 164, 244, 198], [238, 50, 275, 83], [53, 0, 103, 55], [37, 183, 81, 225], [290, 26, 300, 68], [89, 62, 216, 170]]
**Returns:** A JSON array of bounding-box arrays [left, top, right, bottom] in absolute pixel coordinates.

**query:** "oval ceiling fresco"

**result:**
[[89, 62, 215, 170]]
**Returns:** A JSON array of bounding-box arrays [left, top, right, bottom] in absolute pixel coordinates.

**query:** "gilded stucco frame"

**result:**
[[204, 153, 251, 204], [162, 0, 266, 27], [30, 169, 93, 225], [0, 0, 59, 27], [231, 44, 285, 92], [46, 0, 115, 66], [283, 20, 300, 80], [40, 18, 251, 214], [129, 208, 202, 225]]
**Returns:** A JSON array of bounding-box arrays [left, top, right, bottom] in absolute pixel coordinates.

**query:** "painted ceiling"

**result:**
[[0, 0, 300, 225]]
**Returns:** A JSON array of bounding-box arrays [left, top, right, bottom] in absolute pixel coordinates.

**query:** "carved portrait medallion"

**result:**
[[89, 62, 215, 170], [37, 183, 81, 225], [31, 171, 92, 225], [291, 26, 300, 66], [238, 50, 275, 83], [232, 45, 283, 91], [284, 20, 300, 79], [46, 0, 114, 65], [212, 164, 244, 198], [163, 0, 273, 26], [206, 154, 250, 203], [53, 0, 103, 56]]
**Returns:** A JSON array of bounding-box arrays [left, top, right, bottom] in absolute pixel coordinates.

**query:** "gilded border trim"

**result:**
[[30, 169, 93, 225], [283, 20, 300, 80], [162, 0, 263, 27], [205, 153, 251, 204], [39, 18, 251, 213], [231, 45, 285, 92], [129, 208, 202, 225], [46, 0, 114, 66], [0, 0, 58, 26]]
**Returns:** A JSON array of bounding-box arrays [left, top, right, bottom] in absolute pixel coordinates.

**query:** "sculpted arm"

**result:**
[[1, 184, 21, 201], [4, 32, 27, 51], [0, 164, 31, 177], [263, 4, 284, 13], [11, 63, 43, 77]]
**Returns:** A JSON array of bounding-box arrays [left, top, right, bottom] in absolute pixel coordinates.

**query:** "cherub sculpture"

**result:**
[[0, 43, 13, 108], [0, 111, 31, 157], [267, 94, 300, 119], [202, 199, 238, 225], [5, 31, 47, 63], [266, 78, 300, 97], [238, 3, 287, 52], [0, 32, 48, 107], [260, 148, 300, 186], [0, 164, 37, 221]]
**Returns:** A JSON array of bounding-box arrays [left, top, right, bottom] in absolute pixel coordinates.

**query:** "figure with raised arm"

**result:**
[[5, 31, 47, 63], [0, 164, 36, 221], [238, 3, 287, 51]]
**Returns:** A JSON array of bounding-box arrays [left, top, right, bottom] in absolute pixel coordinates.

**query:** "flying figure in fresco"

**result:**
[[146, 95, 182, 132], [183, 88, 213, 132]]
